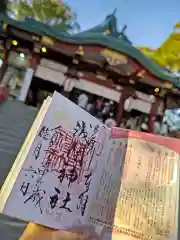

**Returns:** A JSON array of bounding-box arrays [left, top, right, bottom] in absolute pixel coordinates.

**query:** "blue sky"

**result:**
[[66, 0, 180, 48]]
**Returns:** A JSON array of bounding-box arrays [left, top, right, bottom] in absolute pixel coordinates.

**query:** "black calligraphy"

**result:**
[[21, 166, 48, 214], [77, 171, 92, 216], [20, 181, 46, 214], [38, 126, 50, 140], [60, 192, 72, 212], [33, 126, 50, 161], [49, 187, 61, 209], [73, 121, 100, 169], [20, 182, 30, 196], [33, 143, 42, 160]]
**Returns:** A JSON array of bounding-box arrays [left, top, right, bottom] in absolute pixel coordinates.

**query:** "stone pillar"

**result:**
[[18, 53, 40, 102], [116, 87, 135, 125], [18, 68, 34, 101]]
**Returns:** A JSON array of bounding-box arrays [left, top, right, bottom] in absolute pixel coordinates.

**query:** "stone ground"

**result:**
[[0, 215, 27, 240]]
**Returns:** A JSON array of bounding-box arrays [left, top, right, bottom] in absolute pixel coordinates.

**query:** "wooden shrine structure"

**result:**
[[0, 11, 180, 132]]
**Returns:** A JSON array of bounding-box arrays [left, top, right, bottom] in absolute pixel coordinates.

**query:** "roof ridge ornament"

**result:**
[[112, 8, 117, 16], [105, 8, 117, 20], [105, 9, 118, 36], [121, 25, 127, 34]]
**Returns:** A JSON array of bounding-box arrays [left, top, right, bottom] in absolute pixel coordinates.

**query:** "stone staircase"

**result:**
[[0, 100, 38, 239]]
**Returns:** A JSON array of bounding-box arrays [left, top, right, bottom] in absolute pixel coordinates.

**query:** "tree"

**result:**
[[137, 47, 155, 58], [139, 23, 180, 74], [7, 0, 80, 32], [0, 0, 7, 13], [152, 27, 180, 73]]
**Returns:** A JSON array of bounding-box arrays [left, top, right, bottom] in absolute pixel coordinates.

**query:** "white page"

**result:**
[[87, 128, 180, 240], [87, 136, 128, 238], [95, 128, 180, 240], [2, 92, 103, 229], [112, 138, 180, 240]]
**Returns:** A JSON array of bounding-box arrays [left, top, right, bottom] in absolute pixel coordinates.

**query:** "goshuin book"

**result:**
[[0, 91, 179, 240]]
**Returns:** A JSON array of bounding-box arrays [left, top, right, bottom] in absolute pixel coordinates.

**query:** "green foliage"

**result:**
[[7, 0, 80, 32]]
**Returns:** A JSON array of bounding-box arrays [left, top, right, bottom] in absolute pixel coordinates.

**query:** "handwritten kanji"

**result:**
[[33, 143, 42, 160], [23, 185, 46, 214], [38, 126, 50, 140], [21, 166, 48, 214], [73, 121, 88, 141], [77, 171, 92, 216], [49, 187, 61, 209], [60, 192, 72, 212], [20, 182, 30, 196]]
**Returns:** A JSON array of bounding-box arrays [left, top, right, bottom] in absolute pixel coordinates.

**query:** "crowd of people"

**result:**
[[26, 87, 163, 133], [71, 91, 117, 128], [71, 90, 162, 133]]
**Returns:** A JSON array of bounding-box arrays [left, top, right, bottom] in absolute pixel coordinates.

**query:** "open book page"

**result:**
[[1, 92, 103, 229], [87, 129, 127, 238], [0, 97, 52, 212], [109, 128, 180, 240]]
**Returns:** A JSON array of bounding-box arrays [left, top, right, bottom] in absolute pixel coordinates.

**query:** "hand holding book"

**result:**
[[0, 92, 179, 240], [20, 223, 100, 240], [20, 223, 143, 239]]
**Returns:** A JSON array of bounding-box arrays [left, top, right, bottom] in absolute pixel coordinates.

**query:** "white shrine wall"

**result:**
[[35, 59, 121, 102], [35, 59, 164, 115]]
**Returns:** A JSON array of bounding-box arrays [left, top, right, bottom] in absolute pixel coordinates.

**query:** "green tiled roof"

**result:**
[[0, 12, 180, 88]]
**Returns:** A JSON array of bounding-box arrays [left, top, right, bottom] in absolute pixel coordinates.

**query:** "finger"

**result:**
[[67, 225, 101, 240]]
